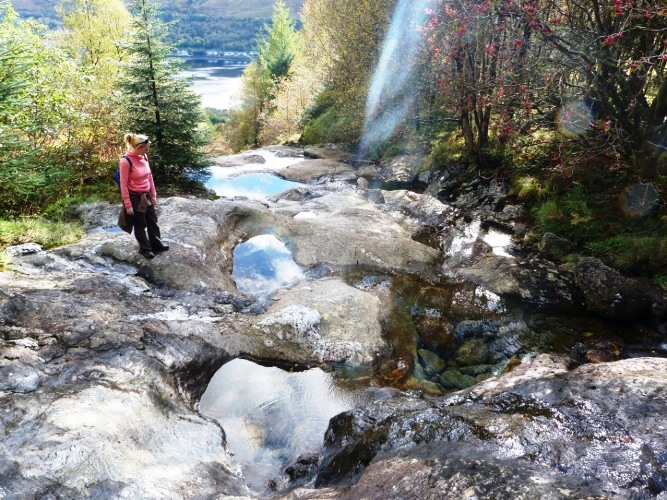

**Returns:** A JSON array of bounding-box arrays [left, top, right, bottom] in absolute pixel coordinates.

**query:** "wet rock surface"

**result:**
[[1, 146, 666, 498], [575, 256, 667, 322], [280, 355, 667, 499]]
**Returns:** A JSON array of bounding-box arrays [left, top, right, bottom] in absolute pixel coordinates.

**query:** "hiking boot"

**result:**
[[152, 244, 169, 252], [140, 249, 155, 259]]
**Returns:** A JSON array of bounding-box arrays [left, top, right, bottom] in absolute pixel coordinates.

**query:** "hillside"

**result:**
[[200, 0, 302, 18], [10, 0, 304, 20], [10, 0, 305, 53]]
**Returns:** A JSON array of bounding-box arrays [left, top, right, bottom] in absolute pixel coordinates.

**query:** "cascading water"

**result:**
[[358, 0, 429, 158]]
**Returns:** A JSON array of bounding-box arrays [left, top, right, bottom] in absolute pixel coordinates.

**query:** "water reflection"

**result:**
[[233, 234, 304, 296], [337, 266, 667, 394], [207, 173, 302, 200], [199, 358, 366, 491]]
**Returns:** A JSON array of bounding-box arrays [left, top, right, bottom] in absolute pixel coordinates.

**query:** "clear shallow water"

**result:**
[[232, 234, 304, 296], [206, 150, 305, 199], [199, 358, 366, 491], [207, 173, 302, 200]]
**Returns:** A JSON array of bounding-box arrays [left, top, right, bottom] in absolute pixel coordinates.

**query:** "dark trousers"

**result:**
[[129, 193, 163, 252]]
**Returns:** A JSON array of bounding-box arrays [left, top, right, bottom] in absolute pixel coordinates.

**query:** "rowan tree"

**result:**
[[424, 0, 667, 174]]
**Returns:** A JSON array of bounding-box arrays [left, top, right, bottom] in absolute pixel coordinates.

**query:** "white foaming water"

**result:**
[[199, 359, 365, 491], [209, 150, 305, 179], [482, 228, 513, 257]]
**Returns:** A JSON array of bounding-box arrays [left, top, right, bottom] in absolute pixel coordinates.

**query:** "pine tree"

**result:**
[[119, 0, 210, 187], [257, 0, 300, 81]]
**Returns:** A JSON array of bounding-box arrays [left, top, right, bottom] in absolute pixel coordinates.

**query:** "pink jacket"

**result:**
[[119, 153, 157, 212]]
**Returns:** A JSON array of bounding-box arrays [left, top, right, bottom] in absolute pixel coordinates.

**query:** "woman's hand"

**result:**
[[126, 207, 134, 216], [151, 196, 157, 207]]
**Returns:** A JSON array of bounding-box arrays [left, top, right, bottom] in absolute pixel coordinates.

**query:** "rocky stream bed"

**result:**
[[1, 146, 666, 499]]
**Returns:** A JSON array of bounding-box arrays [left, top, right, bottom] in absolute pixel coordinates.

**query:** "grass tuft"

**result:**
[[0, 218, 83, 253]]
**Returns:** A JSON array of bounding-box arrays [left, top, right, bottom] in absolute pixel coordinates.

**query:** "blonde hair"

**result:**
[[124, 133, 149, 148]]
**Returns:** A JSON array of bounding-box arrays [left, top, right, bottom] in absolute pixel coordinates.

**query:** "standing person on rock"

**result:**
[[119, 133, 169, 259]]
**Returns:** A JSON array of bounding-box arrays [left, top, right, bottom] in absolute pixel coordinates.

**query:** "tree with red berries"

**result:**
[[425, 0, 667, 175]]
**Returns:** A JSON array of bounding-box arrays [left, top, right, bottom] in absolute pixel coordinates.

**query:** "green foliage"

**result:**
[[56, 0, 134, 190], [515, 176, 545, 201], [297, 86, 365, 145], [42, 193, 106, 222], [0, 217, 83, 251], [655, 274, 667, 291], [220, 62, 272, 151], [534, 186, 593, 237], [14, 0, 276, 53], [206, 108, 228, 125], [167, 15, 264, 53], [423, 131, 471, 171], [57, 0, 132, 75], [223, 106, 260, 152], [119, 0, 212, 186], [587, 236, 667, 276], [257, 0, 300, 80], [0, 3, 83, 216], [300, 105, 361, 145]]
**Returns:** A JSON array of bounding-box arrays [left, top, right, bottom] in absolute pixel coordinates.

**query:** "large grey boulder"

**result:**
[[453, 252, 584, 310], [303, 144, 354, 163], [575, 256, 666, 321], [378, 154, 425, 186], [282, 193, 441, 278], [279, 355, 667, 499], [279, 159, 356, 184], [246, 279, 384, 365]]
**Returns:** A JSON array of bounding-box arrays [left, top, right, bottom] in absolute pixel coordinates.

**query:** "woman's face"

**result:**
[[134, 138, 150, 153]]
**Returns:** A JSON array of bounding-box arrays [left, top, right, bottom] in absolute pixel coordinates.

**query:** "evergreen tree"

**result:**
[[119, 0, 211, 187], [257, 0, 300, 81]]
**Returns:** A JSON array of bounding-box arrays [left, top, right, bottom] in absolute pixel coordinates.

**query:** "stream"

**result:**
[[1, 145, 665, 497], [196, 149, 667, 494]]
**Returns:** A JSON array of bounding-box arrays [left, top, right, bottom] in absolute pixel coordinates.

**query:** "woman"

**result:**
[[119, 133, 169, 259]]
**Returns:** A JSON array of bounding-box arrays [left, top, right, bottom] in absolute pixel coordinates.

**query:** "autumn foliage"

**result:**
[[423, 0, 667, 173]]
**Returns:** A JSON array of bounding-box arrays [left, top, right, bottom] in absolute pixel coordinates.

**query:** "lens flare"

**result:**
[[358, 0, 429, 158], [556, 100, 593, 136], [619, 182, 660, 218]]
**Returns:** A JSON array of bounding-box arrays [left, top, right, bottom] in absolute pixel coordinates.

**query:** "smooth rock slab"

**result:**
[[282, 355, 667, 498], [250, 279, 385, 365], [0, 351, 250, 499]]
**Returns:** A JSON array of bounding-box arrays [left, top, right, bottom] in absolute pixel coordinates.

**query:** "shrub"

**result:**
[[300, 106, 361, 145], [515, 176, 544, 200], [534, 186, 592, 240], [587, 236, 667, 275]]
